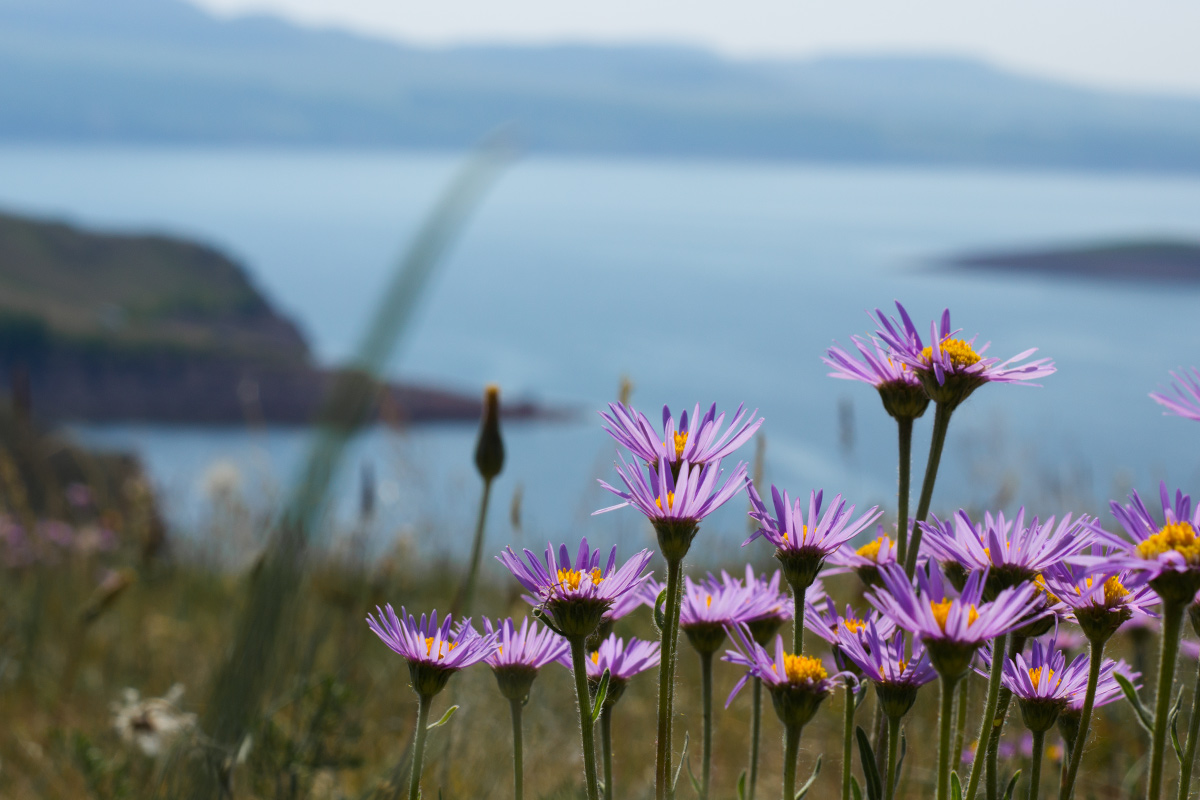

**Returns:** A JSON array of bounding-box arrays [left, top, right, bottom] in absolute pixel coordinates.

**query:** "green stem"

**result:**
[[749, 676, 763, 800], [409, 694, 431, 800], [667, 578, 683, 800], [1176, 631, 1200, 800], [1058, 637, 1106, 800], [954, 677, 970, 771], [701, 651, 714, 800], [454, 476, 493, 615], [905, 401, 953, 578], [793, 582, 807, 656], [843, 684, 856, 800], [938, 675, 961, 800], [896, 416, 914, 565], [570, 636, 602, 800], [783, 723, 803, 800], [656, 557, 684, 800], [886, 714, 901, 800], [510, 698, 524, 800], [601, 706, 614, 800], [986, 636, 1026, 800], [1028, 730, 1045, 800], [966, 634, 1008, 800], [1149, 601, 1185, 800]]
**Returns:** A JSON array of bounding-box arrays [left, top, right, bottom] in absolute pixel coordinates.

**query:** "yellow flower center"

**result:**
[[782, 524, 808, 544], [1080, 575, 1131, 605], [1136, 521, 1200, 563], [655, 491, 676, 511], [557, 568, 604, 591], [856, 535, 892, 562], [1028, 666, 1056, 686], [783, 653, 829, 683], [921, 338, 981, 369], [705, 594, 712, 608], [930, 599, 979, 632], [424, 637, 458, 660], [842, 618, 867, 635], [673, 431, 689, 459], [591, 652, 600, 665], [1034, 574, 1059, 603]]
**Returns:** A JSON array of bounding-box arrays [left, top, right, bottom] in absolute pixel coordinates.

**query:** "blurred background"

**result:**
[[2, 1, 1200, 796]]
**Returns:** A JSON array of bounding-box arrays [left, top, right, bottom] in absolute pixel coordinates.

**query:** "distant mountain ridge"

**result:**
[[5, 0, 1200, 170]]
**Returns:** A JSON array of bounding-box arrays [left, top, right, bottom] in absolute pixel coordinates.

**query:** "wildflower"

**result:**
[[367, 606, 497, 697], [1150, 368, 1200, 422], [874, 302, 1055, 409], [596, 453, 748, 560], [1042, 552, 1157, 643], [866, 564, 1046, 679], [599, 402, 762, 473], [111, 684, 196, 758], [837, 620, 936, 719], [723, 624, 851, 729], [803, 594, 895, 675], [497, 539, 653, 639], [568, 634, 661, 708], [669, 571, 789, 655], [920, 508, 1095, 596], [741, 565, 793, 645], [823, 335, 929, 420], [826, 526, 903, 587], [483, 617, 568, 703], [746, 484, 881, 593]]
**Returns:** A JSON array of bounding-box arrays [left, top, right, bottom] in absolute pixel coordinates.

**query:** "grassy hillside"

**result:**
[[0, 211, 309, 363]]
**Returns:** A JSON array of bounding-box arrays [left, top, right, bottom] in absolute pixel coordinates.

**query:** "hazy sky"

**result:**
[[189, 0, 1200, 95]]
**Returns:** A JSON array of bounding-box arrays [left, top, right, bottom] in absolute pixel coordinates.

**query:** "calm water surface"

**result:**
[[1, 146, 1199, 560]]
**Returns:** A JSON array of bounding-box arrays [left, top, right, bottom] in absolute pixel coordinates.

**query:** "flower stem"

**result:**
[[904, 401, 953, 578], [793, 581, 808, 656], [453, 475, 493, 615], [843, 684, 856, 800], [938, 674, 961, 800], [886, 714, 901, 800], [1149, 601, 1185, 800], [965, 634, 1008, 800], [701, 650, 714, 800], [656, 556, 684, 800], [510, 698, 525, 800], [783, 723, 803, 800], [570, 635, 602, 800], [749, 676, 763, 800], [1028, 729, 1045, 800], [1176, 632, 1200, 800], [985, 683, 1017, 800], [953, 677, 970, 770], [601, 706, 614, 800], [409, 693, 432, 800], [1058, 636, 1106, 800], [896, 416, 914, 565]]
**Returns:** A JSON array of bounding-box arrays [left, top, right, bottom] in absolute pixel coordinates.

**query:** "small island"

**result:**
[[0, 210, 547, 425], [950, 239, 1200, 283]]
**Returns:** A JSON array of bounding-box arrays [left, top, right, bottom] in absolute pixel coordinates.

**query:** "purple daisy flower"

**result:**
[[740, 564, 793, 645], [656, 571, 791, 654], [1086, 482, 1200, 604], [920, 508, 1096, 595], [839, 619, 937, 722], [483, 617, 569, 703], [596, 453, 750, 560], [826, 526, 904, 587], [824, 335, 930, 420], [497, 539, 653, 638], [366, 605, 498, 696], [874, 301, 1055, 407], [866, 564, 1047, 679], [722, 623, 852, 726], [581, 633, 661, 682], [1151, 368, 1200, 422], [746, 483, 882, 589], [804, 595, 895, 673], [599, 402, 762, 470], [1042, 552, 1157, 642]]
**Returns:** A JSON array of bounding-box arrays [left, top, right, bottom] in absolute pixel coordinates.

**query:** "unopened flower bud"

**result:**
[[474, 385, 505, 481]]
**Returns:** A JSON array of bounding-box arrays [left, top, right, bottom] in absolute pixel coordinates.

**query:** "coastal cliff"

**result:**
[[0, 210, 542, 425]]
